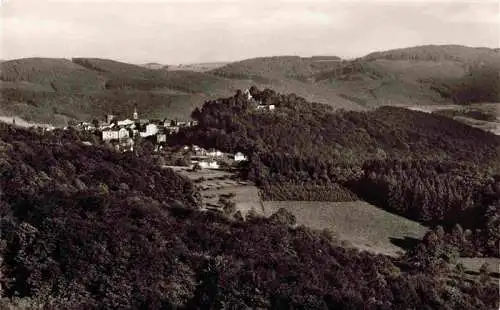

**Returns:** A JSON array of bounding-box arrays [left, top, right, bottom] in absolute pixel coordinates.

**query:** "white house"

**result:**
[[234, 152, 247, 162], [198, 160, 220, 169], [77, 122, 94, 130], [206, 149, 224, 157], [156, 133, 167, 143], [117, 119, 135, 127], [139, 123, 159, 137], [102, 128, 129, 141], [256, 104, 275, 111], [164, 119, 174, 127]]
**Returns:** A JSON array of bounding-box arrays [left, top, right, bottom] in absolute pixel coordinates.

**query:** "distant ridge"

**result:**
[[167, 62, 228, 72], [141, 62, 168, 70], [1, 44, 499, 125], [362, 44, 500, 65]]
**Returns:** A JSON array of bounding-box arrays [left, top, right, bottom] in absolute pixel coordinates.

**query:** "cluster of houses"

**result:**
[[74, 107, 198, 152], [71, 88, 277, 155], [72, 108, 248, 170], [183, 144, 248, 169]]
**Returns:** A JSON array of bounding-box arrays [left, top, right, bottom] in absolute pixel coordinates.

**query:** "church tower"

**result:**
[[133, 106, 138, 120]]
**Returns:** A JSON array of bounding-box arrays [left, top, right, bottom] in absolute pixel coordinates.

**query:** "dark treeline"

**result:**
[[427, 66, 500, 104], [259, 181, 358, 202], [172, 87, 500, 257], [2, 124, 498, 309], [432, 109, 498, 122], [182, 87, 500, 164], [0, 123, 200, 208]]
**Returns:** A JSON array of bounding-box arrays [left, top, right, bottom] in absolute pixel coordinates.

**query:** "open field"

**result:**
[[167, 62, 229, 72], [403, 102, 500, 135], [162, 166, 499, 277], [0, 115, 54, 128], [165, 166, 498, 270], [163, 166, 263, 215], [263, 200, 429, 256], [456, 257, 500, 277]]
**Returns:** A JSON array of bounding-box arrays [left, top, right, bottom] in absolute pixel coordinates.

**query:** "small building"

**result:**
[[198, 160, 220, 169], [117, 119, 135, 127], [194, 148, 207, 157], [75, 122, 95, 131], [166, 119, 178, 127], [206, 148, 223, 157], [166, 126, 180, 134], [139, 123, 159, 137], [234, 152, 247, 162], [163, 119, 172, 127], [156, 133, 167, 144], [102, 127, 129, 141], [256, 104, 275, 111]]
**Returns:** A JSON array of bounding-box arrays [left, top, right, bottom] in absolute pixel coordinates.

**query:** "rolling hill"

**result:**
[[0, 58, 255, 125], [1, 45, 498, 125], [166, 61, 229, 72], [141, 62, 168, 70]]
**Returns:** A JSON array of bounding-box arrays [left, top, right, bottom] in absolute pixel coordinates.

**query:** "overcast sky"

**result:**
[[0, 0, 498, 64]]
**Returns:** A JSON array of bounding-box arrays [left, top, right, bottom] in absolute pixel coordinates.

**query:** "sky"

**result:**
[[0, 0, 499, 64]]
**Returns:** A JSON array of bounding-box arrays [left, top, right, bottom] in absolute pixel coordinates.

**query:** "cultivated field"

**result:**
[[456, 257, 500, 277], [263, 200, 429, 256], [165, 166, 264, 216], [164, 166, 499, 275]]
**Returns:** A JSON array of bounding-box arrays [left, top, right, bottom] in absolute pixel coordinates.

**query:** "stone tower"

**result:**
[[133, 106, 138, 120]]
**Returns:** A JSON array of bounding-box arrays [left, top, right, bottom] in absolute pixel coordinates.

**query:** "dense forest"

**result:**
[[427, 66, 500, 104], [173, 87, 500, 257], [0, 124, 498, 309]]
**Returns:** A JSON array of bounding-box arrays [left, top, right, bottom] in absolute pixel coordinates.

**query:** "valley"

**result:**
[[403, 102, 500, 135], [164, 166, 500, 279]]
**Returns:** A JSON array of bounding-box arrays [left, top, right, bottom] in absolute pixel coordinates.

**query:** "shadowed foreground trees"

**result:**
[[0, 124, 498, 309]]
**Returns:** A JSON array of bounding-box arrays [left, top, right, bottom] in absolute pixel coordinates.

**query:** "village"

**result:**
[[68, 89, 277, 214], [66, 88, 279, 170]]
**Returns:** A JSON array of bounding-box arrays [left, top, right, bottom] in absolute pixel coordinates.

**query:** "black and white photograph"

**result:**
[[0, 0, 499, 308]]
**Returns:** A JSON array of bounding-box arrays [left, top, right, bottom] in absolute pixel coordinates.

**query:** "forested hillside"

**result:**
[[0, 124, 498, 309], [0, 58, 259, 125], [2, 45, 498, 126], [361, 45, 500, 104], [173, 87, 500, 257]]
